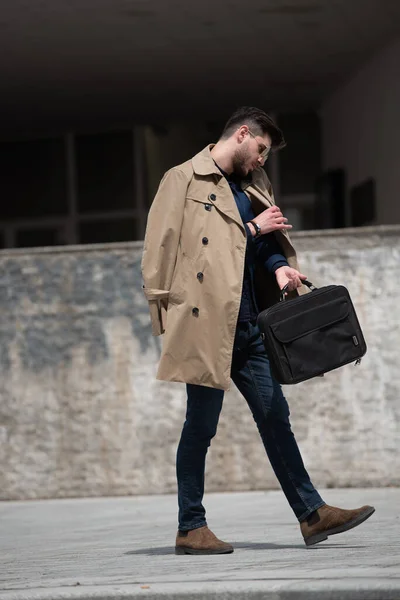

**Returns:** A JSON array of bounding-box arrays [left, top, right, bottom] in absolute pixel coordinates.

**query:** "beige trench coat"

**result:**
[[141, 145, 304, 391]]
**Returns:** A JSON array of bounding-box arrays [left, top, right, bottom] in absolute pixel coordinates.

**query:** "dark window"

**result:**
[[0, 138, 67, 220], [350, 179, 376, 227], [315, 169, 346, 229], [16, 227, 65, 248], [76, 131, 134, 213], [278, 112, 321, 195], [78, 219, 137, 244]]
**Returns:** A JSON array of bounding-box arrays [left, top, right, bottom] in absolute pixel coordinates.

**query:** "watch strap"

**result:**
[[249, 220, 262, 238]]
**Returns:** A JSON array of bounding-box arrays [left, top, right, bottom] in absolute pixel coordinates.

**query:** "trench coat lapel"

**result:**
[[244, 180, 274, 208], [244, 179, 291, 243], [192, 146, 245, 232], [214, 178, 245, 231]]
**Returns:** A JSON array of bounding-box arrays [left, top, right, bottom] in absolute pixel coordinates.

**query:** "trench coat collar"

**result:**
[[192, 146, 273, 204], [192, 144, 224, 177]]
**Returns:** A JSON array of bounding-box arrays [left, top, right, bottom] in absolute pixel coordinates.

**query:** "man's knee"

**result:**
[[182, 419, 219, 445], [253, 394, 291, 427]]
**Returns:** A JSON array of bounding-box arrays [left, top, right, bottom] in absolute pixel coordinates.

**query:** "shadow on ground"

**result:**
[[125, 542, 366, 556]]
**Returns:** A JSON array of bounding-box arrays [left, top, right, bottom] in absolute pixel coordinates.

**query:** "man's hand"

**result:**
[[275, 266, 307, 292], [248, 206, 292, 236]]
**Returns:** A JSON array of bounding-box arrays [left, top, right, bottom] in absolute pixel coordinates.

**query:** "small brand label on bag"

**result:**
[[352, 336, 359, 346]]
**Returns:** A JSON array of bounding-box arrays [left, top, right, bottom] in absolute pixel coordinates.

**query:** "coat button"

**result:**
[[197, 272, 204, 282], [202, 237, 209, 245], [192, 307, 199, 317], [205, 204, 212, 211], [209, 193, 216, 201]]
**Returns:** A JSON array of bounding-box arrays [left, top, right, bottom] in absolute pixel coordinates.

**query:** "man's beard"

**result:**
[[232, 146, 251, 178]]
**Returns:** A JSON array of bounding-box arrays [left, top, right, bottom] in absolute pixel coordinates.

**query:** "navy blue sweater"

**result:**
[[221, 169, 288, 322]]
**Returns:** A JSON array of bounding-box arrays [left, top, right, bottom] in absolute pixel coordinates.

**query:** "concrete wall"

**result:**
[[321, 37, 400, 225], [1, 227, 400, 501]]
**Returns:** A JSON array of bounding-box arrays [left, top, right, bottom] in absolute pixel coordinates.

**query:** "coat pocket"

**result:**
[[169, 252, 193, 306]]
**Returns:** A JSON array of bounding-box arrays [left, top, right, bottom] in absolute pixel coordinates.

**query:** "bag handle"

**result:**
[[280, 280, 317, 302]]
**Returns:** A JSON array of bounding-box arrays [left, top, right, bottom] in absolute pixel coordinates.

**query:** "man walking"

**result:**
[[141, 107, 374, 555]]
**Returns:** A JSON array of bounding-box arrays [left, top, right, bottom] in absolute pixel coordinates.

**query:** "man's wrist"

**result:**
[[247, 220, 261, 238], [275, 265, 288, 274], [246, 222, 257, 237]]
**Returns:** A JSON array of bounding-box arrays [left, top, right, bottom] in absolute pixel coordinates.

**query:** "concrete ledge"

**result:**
[[0, 240, 145, 257], [1, 224, 400, 257], [291, 223, 400, 238]]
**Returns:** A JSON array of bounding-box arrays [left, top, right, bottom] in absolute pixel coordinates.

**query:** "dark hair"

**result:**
[[220, 106, 286, 150]]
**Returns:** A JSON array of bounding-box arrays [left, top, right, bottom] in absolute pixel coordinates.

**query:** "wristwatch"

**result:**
[[249, 220, 262, 239]]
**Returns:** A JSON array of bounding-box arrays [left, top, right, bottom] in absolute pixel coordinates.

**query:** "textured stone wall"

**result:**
[[1, 227, 400, 500]]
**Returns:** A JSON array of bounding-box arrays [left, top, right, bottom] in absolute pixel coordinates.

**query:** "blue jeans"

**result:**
[[176, 320, 325, 530]]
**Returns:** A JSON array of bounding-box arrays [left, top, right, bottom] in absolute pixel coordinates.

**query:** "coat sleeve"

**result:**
[[254, 233, 289, 273], [141, 167, 188, 336]]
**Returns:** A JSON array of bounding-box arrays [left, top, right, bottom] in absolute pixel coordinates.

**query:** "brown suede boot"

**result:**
[[175, 526, 234, 555], [301, 503, 375, 546]]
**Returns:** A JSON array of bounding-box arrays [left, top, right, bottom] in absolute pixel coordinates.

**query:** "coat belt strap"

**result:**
[[143, 287, 170, 301]]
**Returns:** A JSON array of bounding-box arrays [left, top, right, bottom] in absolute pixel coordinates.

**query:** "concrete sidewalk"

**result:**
[[1, 488, 399, 600]]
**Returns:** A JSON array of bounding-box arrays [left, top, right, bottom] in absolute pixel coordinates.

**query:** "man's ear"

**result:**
[[236, 126, 248, 144]]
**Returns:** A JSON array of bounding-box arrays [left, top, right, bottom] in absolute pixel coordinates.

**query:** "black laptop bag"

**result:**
[[257, 281, 367, 385]]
